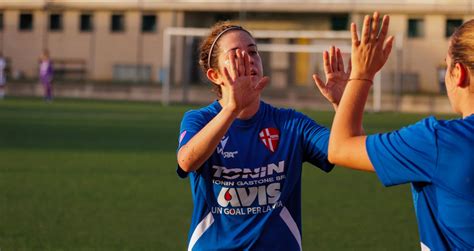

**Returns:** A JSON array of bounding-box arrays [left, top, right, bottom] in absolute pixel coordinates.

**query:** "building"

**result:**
[[0, 0, 473, 93]]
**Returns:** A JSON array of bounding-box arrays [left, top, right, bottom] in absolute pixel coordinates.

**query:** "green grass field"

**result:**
[[0, 97, 456, 250]]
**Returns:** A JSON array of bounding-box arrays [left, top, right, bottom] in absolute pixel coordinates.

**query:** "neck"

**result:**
[[218, 96, 261, 120], [461, 96, 474, 118], [457, 81, 474, 118], [237, 98, 261, 120]]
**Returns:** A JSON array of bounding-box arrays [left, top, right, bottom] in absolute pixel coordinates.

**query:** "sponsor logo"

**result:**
[[211, 161, 286, 213], [259, 128, 280, 153], [217, 183, 281, 207], [212, 161, 285, 180], [216, 136, 238, 158]]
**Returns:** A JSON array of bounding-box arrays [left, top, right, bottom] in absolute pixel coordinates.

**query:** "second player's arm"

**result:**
[[177, 106, 238, 173]]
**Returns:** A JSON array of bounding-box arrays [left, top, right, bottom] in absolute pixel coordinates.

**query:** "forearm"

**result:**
[[328, 79, 373, 171], [178, 106, 238, 172], [332, 101, 364, 135]]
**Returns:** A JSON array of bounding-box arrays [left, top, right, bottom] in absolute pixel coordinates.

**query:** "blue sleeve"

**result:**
[[294, 112, 334, 172], [366, 117, 439, 186], [176, 110, 209, 178], [178, 110, 208, 150]]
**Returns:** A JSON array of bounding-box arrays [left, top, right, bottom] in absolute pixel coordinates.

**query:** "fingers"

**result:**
[[347, 58, 352, 74], [236, 49, 245, 76], [351, 22, 359, 45], [371, 12, 380, 41], [323, 51, 332, 74], [223, 67, 234, 85], [312, 74, 326, 92], [243, 51, 250, 76], [337, 48, 344, 72], [254, 76, 269, 91], [361, 15, 371, 44], [228, 50, 238, 79], [383, 36, 395, 61], [330, 46, 336, 72], [378, 15, 390, 43]]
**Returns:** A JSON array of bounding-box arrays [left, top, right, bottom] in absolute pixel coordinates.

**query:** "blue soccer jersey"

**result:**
[[366, 115, 474, 250], [177, 100, 333, 250]]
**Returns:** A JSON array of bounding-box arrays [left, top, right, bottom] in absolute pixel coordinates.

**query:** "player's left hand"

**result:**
[[313, 46, 350, 106]]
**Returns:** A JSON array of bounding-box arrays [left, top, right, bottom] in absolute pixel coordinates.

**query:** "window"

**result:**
[[331, 15, 349, 31], [141, 14, 156, 33], [0, 13, 3, 31], [446, 19, 463, 37], [408, 18, 424, 38], [80, 13, 93, 32], [49, 13, 63, 31], [111, 14, 125, 32], [19, 13, 33, 31]]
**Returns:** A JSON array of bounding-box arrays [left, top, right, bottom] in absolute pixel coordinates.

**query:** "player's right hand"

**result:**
[[222, 49, 269, 113]]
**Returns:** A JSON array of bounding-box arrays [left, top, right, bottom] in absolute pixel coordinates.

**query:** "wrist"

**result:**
[[222, 104, 240, 117], [348, 78, 373, 85], [349, 72, 374, 81]]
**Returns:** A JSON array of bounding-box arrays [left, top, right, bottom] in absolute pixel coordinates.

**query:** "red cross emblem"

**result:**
[[259, 128, 280, 153]]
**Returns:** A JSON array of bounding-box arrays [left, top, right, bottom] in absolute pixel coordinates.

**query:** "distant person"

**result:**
[[39, 49, 54, 101], [328, 12, 474, 249], [176, 21, 352, 250], [0, 52, 6, 99]]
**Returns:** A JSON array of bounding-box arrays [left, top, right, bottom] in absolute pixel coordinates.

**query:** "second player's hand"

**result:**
[[313, 46, 350, 106]]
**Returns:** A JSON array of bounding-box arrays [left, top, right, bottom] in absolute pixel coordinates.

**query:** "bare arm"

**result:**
[[328, 12, 394, 172], [177, 106, 238, 172]]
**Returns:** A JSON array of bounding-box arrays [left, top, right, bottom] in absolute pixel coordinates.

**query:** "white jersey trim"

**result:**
[[188, 212, 214, 251], [420, 242, 431, 251], [280, 206, 302, 251]]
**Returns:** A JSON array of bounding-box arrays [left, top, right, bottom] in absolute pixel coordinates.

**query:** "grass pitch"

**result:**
[[0, 97, 455, 250]]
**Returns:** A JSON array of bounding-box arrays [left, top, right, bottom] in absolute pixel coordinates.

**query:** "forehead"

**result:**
[[217, 30, 256, 52]]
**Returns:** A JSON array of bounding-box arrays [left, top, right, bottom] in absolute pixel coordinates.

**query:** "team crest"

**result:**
[[259, 128, 280, 153]]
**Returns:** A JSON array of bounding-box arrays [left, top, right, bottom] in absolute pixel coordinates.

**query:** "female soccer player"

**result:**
[[328, 12, 474, 249], [177, 21, 351, 250]]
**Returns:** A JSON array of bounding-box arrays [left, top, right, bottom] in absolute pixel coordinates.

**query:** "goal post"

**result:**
[[161, 27, 387, 112]]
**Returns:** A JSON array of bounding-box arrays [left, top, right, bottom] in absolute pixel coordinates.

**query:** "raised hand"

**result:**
[[313, 46, 351, 106], [222, 49, 269, 112], [350, 12, 394, 81]]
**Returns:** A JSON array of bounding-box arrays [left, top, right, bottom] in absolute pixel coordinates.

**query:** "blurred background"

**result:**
[[0, 0, 471, 250], [0, 0, 472, 111]]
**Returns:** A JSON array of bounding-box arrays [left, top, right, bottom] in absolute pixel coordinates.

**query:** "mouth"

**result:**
[[250, 70, 258, 76]]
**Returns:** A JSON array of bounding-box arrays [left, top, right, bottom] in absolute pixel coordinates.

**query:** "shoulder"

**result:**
[[432, 115, 474, 138], [181, 101, 220, 123], [408, 116, 439, 132]]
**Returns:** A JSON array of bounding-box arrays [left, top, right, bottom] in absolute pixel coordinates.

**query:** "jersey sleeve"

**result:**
[[176, 110, 209, 178], [366, 116, 439, 186], [294, 112, 334, 172]]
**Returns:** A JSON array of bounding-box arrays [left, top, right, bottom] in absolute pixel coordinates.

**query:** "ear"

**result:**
[[206, 68, 223, 86], [455, 63, 468, 88]]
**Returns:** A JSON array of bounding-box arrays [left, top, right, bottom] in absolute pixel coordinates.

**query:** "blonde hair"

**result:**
[[449, 19, 474, 72]]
